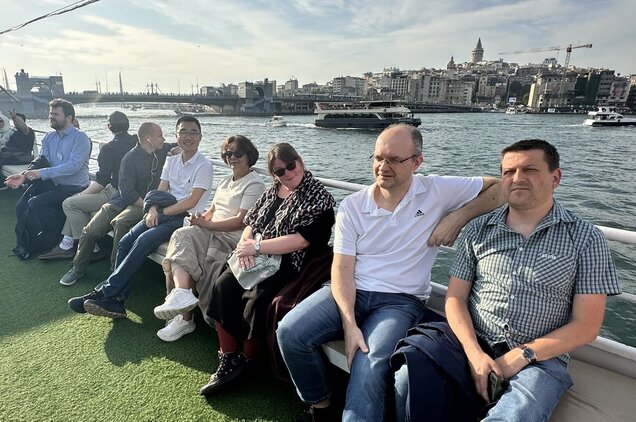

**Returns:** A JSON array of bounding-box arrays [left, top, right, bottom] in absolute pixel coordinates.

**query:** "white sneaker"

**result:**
[[153, 288, 199, 320], [157, 315, 196, 342]]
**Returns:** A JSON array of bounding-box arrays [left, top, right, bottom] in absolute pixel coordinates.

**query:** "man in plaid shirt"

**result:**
[[393, 139, 621, 421]]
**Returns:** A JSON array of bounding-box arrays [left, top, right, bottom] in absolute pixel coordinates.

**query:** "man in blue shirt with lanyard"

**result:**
[[5, 99, 91, 260]]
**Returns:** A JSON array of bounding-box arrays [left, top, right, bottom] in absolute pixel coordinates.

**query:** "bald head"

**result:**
[[138, 122, 160, 142], [378, 124, 422, 156]]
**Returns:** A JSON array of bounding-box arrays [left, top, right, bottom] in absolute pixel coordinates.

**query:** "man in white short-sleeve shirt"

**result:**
[[277, 124, 502, 422], [69, 116, 213, 320]]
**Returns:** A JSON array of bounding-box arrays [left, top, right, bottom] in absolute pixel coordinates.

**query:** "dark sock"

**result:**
[[214, 322, 238, 353]]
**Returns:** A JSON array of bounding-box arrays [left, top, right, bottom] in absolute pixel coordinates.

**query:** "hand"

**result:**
[[235, 237, 257, 258], [5, 174, 25, 189], [428, 211, 466, 247], [239, 254, 256, 270], [343, 325, 369, 369], [23, 170, 41, 182], [494, 348, 527, 380], [169, 146, 181, 156], [189, 213, 206, 227], [466, 350, 503, 402], [144, 207, 159, 227]]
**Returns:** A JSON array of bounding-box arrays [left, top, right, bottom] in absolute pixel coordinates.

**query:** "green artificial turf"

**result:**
[[0, 189, 303, 421]]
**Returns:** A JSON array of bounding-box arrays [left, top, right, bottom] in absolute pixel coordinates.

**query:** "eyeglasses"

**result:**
[[221, 150, 245, 159], [273, 161, 297, 177], [177, 130, 201, 138], [370, 154, 418, 166]]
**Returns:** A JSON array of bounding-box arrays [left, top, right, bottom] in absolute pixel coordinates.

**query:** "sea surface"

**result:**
[[25, 105, 636, 347]]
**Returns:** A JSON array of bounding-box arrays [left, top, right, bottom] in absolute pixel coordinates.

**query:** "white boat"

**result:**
[[505, 106, 528, 114], [174, 106, 218, 117], [314, 101, 421, 129], [269, 115, 287, 127], [583, 107, 636, 127]]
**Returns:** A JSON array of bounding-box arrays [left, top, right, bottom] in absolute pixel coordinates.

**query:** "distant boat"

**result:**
[[174, 106, 218, 117], [314, 101, 421, 129], [583, 107, 636, 127], [505, 106, 529, 115], [269, 115, 287, 127]]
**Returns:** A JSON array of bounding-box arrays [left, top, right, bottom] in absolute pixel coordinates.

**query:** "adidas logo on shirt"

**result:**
[[414, 209, 425, 217]]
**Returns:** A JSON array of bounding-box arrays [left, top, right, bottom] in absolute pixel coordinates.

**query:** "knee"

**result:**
[[276, 314, 297, 347], [62, 197, 74, 213]]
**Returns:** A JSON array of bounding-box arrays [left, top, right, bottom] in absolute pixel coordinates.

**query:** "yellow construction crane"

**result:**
[[499, 43, 592, 106]]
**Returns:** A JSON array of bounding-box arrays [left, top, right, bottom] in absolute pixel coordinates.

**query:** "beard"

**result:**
[[50, 119, 64, 130]]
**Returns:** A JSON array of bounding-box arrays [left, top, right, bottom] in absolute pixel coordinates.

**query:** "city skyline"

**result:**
[[2, 0, 635, 93]]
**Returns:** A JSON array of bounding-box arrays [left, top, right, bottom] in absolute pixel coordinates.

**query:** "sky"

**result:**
[[1, 0, 635, 93]]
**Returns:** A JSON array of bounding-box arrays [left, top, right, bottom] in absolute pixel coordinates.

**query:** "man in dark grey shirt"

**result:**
[[59, 122, 175, 286]]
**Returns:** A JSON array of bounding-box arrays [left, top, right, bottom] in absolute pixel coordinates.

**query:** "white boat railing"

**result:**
[[218, 159, 636, 304]]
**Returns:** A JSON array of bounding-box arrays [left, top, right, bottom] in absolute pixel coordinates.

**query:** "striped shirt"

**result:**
[[451, 201, 621, 362]]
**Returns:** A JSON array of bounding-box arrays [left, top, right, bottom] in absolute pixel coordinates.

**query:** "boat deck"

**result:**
[[1, 158, 635, 421]]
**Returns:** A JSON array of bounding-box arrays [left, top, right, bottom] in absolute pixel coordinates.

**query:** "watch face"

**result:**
[[522, 347, 536, 362]]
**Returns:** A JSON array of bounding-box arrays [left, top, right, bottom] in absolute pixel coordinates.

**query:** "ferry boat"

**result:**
[[314, 101, 421, 129], [583, 107, 636, 127], [269, 115, 287, 127]]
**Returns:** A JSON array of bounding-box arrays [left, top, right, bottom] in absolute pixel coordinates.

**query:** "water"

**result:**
[[27, 105, 636, 347]]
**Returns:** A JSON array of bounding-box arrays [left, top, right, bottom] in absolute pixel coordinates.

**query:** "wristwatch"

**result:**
[[254, 239, 261, 255], [520, 345, 537, 364]]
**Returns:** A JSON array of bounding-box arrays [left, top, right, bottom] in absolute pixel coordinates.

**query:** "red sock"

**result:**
[[215, 322, 238, 354], [242, 339, 259, 360]]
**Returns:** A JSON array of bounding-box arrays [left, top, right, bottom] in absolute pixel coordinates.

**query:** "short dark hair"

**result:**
[[175, 115, 201, 132], [222, 135, 259, 167], [501, 139, 560, 171], [16, 113, 27, 122], [49, 98, 75, 119], [383, 123, 423, 155], [267, 143, 303, 177]]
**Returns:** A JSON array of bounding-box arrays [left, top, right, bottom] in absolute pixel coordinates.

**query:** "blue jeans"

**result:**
[[15, 181, 84, 253], [277, 284, 427, 422], [394, 356, 572, 422], [95, 218, 183, 302]]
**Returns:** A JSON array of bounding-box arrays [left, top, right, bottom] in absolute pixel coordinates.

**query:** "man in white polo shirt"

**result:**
[[68, 116, 213, 319], [277, 123, 502, 422]]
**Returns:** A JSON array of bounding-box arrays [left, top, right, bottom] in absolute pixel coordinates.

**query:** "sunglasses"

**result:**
[[273, 161, 297, 177], [221, 150, 245, 159]]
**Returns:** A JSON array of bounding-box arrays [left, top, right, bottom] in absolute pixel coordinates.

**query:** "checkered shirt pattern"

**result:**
[[451, 201, 621, 363]]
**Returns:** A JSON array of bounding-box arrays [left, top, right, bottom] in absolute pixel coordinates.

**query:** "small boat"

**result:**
[[174, 106, 218, 117], [269, 115, 287, 127], [314, 101, 421, 129], [505, 106, 528, 115], [583, 107, 636, 127]]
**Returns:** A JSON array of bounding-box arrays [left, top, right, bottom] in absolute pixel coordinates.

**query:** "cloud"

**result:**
[[1, 0, 634, 92]]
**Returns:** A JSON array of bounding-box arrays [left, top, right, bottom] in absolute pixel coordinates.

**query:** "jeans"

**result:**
[[277, 284, 427, 422], [15, 181, 84, 253], [394, 353, 572, 422], [95, 218, 184, 302]]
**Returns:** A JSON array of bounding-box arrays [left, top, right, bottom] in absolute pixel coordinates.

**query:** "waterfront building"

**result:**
[[331, 76, 365, 97], [283, 78, 299, 94], [595, 70, 616, 106]]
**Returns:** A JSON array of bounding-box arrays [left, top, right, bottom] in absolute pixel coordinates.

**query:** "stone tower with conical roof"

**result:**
[[447, 56, 456, 70], [471, 38, 484, 63]]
